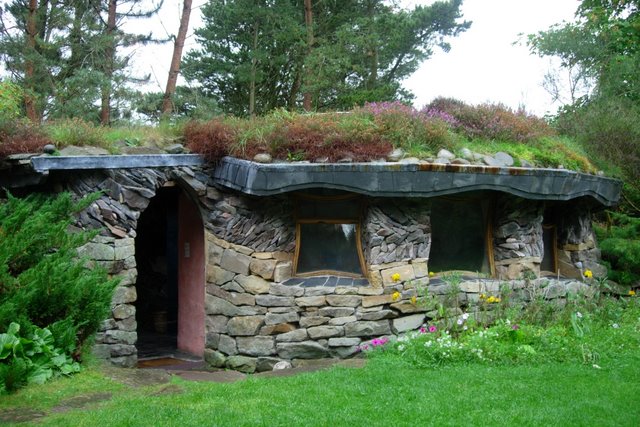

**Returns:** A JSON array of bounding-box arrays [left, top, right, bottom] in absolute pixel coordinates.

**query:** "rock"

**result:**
[[112, 286, 137, 305], [250, 258, 277, 280], [437, 149, 455, 160], [273, 262, 293, 282], [328, 316, 357, 326], [328, 337, 361, 347], [434, 157, 451, 164], [314, 157, 329, 163], [344, 320, 391, 337], [392, 314, 426, 333], [519, 159, 534, 168], [235, 275, 270, 294], [494, 151, 514, 167], [358, 310, 397, 321], [451, 158, 470, 165], [226, 356, 256, 373], [276, 341, 329, 359], [275, 329, 309, 342], [260, 323, 297, 335], [236, 336, 275, 356], [112, 304, 135, 320], [43, 144, 56, 154], [265, 311, 300, 325], [218, 335, 237, 355], [389, 302, 427, 314], [164, 143, 185, 154], [460, 148, 474, 160], [205, 295, 261, 316], [272, 360, 293, 370], [204, 349, 226, 368], [227, 316, 264, 336], [295, 296, 326, 307], [361, 294, 394, 308], [387, 148, 404, 162], [325, 295, 362, 307], [256, 295, 295, 307], [269, 283, 304, 297], [220, 249, 252, 275], [253, 357, 281, 372], [299, 316, 330, 327], [317, 307, 355, 318], [307, 326, 343, 339], [253, 153, 273, 163], [482, 155, 502, 167]]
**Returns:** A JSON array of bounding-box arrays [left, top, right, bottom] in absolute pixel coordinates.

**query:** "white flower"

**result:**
[[576, 312, 583, 318], [462, 313, 470, 320], [398, 344, 406, 351], [612, 323, 620, 329], [456, 319, 463, 326], [463, 325, 468, 331], [592, 364, 601, 369]]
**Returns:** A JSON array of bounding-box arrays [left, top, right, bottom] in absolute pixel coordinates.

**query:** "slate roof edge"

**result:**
[[212, 157, 622, 207]]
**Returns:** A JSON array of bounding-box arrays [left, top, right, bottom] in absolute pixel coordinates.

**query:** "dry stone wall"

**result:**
[[46, 165, 607, 370]]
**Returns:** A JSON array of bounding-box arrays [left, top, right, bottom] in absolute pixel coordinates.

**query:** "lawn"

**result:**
[[1, 354, 638, 427]]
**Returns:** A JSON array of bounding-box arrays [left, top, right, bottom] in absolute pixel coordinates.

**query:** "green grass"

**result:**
[[1, 355, 638, 426]]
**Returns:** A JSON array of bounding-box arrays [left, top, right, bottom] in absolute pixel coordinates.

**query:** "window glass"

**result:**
[[429, 197, 490, 273], [296, 223, 363, 275]]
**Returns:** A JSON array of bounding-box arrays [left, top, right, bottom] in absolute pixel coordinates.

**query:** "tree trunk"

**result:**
[[24, 0, 39, 122], [302, 0, 313, 111], [101, 0, 117, 126], [161, 0, 193, 117], [249, 21, 258, 117]]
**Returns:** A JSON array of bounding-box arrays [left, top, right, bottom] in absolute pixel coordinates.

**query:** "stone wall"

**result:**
[[46, 166, 607, 370], [556, 201, 605, 278], [492, 195, 544, 279]]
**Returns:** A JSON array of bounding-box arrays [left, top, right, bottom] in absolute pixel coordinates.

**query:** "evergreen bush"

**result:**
[[0, 192, 118, 378]]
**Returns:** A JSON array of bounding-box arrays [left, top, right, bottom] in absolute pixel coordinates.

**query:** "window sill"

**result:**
[[282, 275, 369, 287]]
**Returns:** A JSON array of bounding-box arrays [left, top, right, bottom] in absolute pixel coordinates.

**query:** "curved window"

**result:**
[[293, 193, 366, 277]]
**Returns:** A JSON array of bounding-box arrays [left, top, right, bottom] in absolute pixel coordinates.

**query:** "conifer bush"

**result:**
[[0, 192, 118, 392]]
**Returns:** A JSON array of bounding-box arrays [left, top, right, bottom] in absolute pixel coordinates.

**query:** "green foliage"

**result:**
[[132, 87, 222, 122], [0, 192, 118, 366], [595, 212, 640, 286], [0, 80, 23, 121], [0, 322, 80, 394], [46, 118, 110, 150], [183, 0, 470, 115]]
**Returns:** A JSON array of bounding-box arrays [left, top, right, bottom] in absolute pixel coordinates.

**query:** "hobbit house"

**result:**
[[1, 152, 621, 372]]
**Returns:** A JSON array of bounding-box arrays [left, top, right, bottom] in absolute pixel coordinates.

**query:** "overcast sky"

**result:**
[[135, 0, 582, 116]]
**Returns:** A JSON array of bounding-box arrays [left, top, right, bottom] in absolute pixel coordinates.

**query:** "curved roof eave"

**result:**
[[212, 157, 622, 207]]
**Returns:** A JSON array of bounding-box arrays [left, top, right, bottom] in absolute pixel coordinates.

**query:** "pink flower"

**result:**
[[419, 327, 427, 334], [428, 325, 437, 333], [512, 324, 520, 330]]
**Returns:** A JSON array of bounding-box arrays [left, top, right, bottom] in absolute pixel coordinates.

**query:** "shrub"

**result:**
[[46, 118, 110, 151], [0, 122, 52, 158], [427, 97, 555, 143], [595, 212, 640, 287], [0, 192, 118, 380]]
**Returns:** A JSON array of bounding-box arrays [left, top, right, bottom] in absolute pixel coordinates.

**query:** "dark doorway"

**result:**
[[135, 187, 180, 358]]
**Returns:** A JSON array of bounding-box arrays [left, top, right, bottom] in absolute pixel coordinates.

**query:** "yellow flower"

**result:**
[[584, 269, 593, 279], [410, 295, 417, 305], [391, 273, 401, 282], [486, 296, 496, 303], [479, 293, 486, 300], [392, 291, 401, 301], [630, 290, 636, 297], [429, 271, 435, 277], [495, 297, 501, 303]]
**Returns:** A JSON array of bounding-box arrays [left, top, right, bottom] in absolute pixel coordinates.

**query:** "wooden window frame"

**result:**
[[293, 194, 367, 278]]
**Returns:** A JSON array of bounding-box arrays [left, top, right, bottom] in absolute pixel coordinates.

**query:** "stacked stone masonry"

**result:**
[[48, 165, 606, 370]]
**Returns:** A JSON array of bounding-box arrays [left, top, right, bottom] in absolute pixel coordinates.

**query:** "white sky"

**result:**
[[131, 0, 582, 116]]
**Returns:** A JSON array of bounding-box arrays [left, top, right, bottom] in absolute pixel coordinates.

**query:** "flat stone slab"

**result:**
[[282, 276, 369, 287]]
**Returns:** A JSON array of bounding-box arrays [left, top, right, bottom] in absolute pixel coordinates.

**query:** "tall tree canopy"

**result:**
[[0, 0, 163, 123], [182, 0, 470, 116], [528, 0, 640, 103]]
